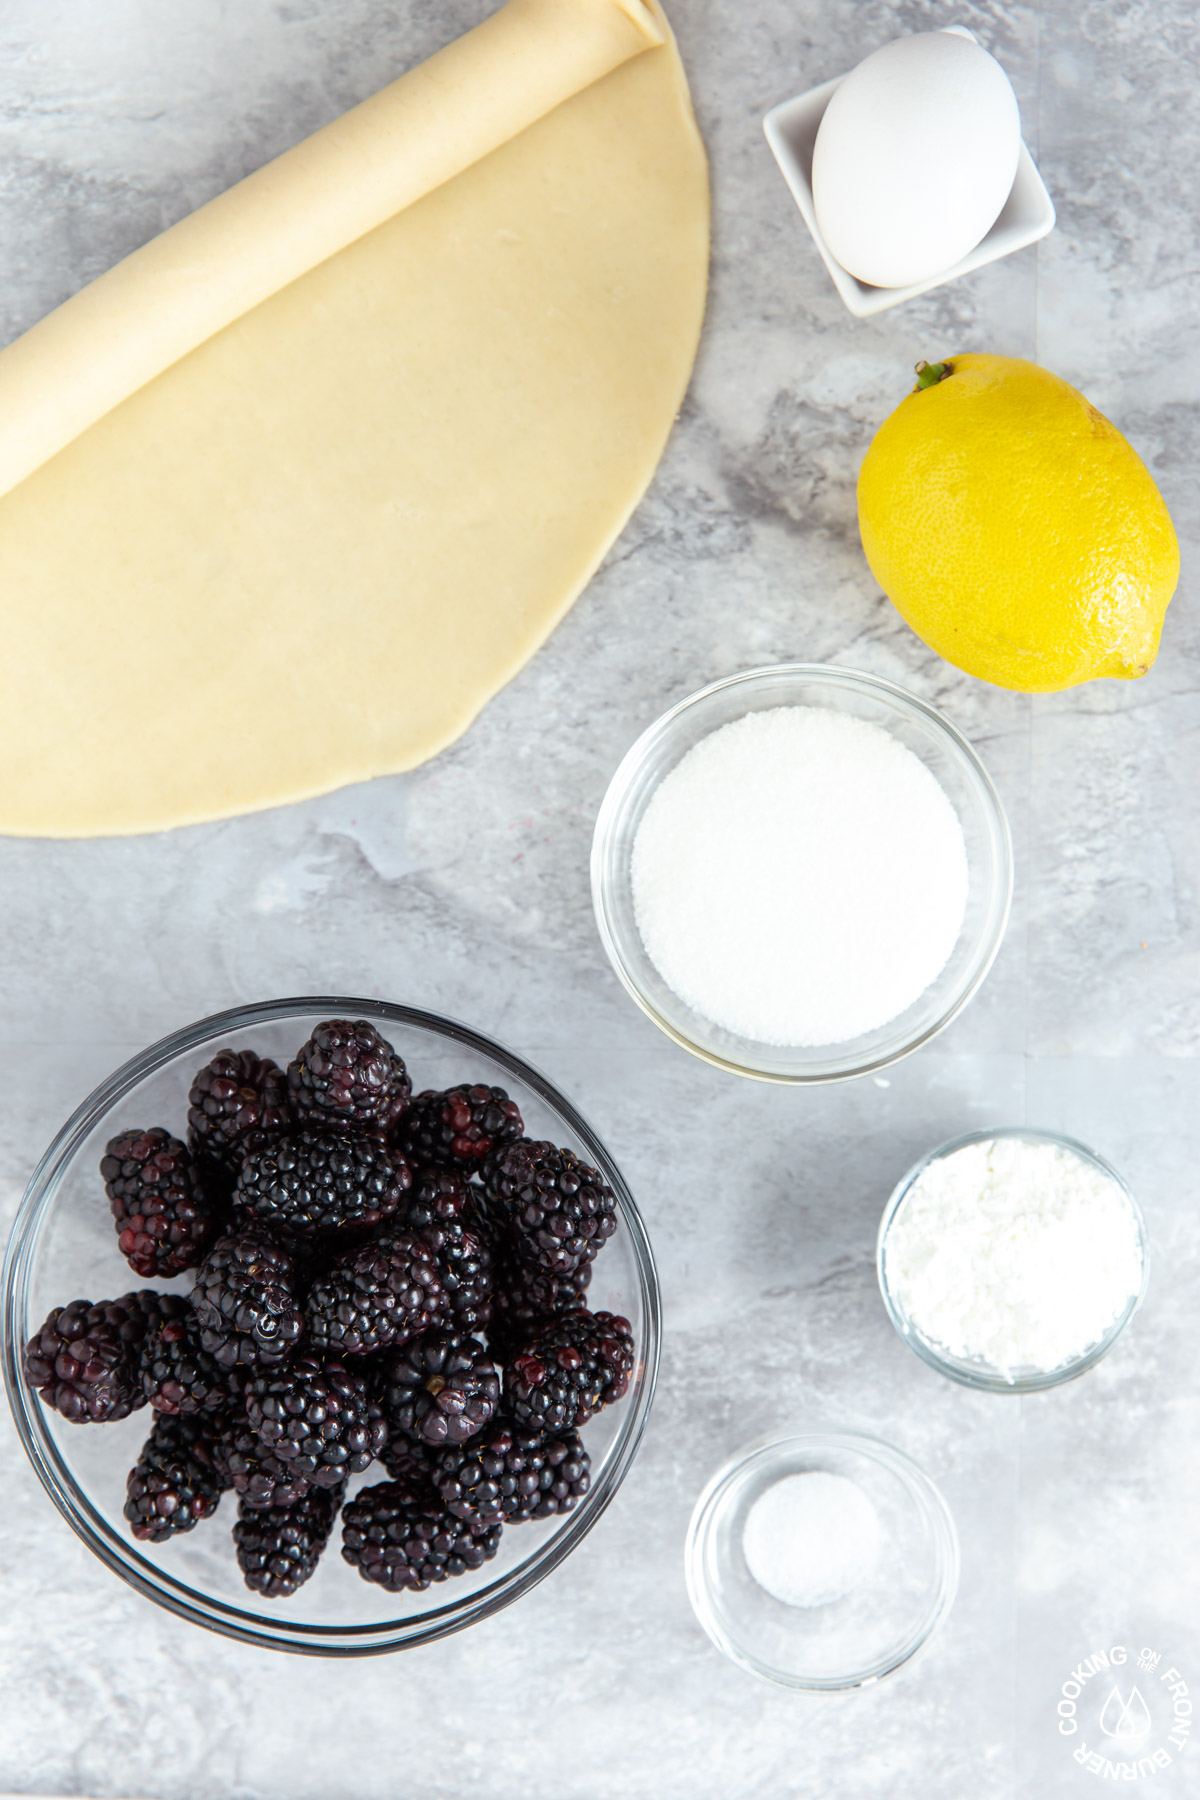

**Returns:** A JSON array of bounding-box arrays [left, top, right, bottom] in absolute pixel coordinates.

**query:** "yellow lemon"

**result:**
[[857, 352, 1180, 692]]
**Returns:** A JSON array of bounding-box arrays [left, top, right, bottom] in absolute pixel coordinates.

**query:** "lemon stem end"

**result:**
[[914, 359, 953, 391]]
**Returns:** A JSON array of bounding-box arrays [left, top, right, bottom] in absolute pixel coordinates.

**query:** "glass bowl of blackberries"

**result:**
[[2, 998, 659, 1654]]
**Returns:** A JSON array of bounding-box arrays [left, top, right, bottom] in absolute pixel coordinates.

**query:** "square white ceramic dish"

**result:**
[[763, 28, 1055, 318]]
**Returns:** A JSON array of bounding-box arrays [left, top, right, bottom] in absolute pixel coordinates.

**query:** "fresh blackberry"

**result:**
[[505, 1309, 635, 1434], [406, 1169, 496, 1333], [245, 1355, 387, 1487], [484, 1141, 617, 1274], [192, 1227, 304, 1371], [234, 1130, 411, 1237], [305, 1229, 447, 1357], [426, 1214, 494, 1334], [124, 1413, 229, 1543], [435, 1417, 591, 1526], [379, 1434, 440, 1489], [377, 1330, 499, 1447], [23, 1291, 162, 1423], [101, 1127, 220, 1279], [234, 1484, 344, 1598], [139, 1303, 241, 1415], [187, 1048, 289, 1179], [487, 1248, 591, 1358], [212, 1416, 313, 1510], [396, 1085, 523, 1169], [341, 1480, 502, 1592], [287, 1020, 410, 1133], [404, 1164, 475, 1228]]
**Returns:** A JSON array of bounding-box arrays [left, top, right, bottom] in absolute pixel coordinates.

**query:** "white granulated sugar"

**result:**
[[742, 1471, 882, 1608], [884, 1136, 1144, 1374], [630, 706, 968, 1045]]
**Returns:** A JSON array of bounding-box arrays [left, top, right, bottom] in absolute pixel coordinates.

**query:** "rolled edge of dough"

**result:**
[[0, 0, 662, 503]]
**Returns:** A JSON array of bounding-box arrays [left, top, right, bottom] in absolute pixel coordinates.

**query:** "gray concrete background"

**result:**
[[0, 1, 1197, 1794]]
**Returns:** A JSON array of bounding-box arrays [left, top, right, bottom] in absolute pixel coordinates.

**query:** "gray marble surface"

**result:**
[[0, 0, 1197, 1795]]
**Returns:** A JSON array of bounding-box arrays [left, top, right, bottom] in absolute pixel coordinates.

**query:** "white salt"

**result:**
[[742, 1472, 882, 1608], [630, 706, 968, 1046], [883, 1136, 1144, 1373]]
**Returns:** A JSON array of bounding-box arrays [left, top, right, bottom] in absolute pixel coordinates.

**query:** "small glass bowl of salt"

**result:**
[[684, 1429, 959, 1690], [877, 1126, 1149, 1393], [591, 664, 1012, 1083]]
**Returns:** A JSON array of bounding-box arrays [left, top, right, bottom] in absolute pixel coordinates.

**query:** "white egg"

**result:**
[[812, 31, 1021, 289]]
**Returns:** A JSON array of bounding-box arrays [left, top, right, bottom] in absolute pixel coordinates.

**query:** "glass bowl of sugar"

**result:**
[[591, 664, 1012, 1082], [684, 1428, 959, 1690], [877, 1126, 1149, 1392]]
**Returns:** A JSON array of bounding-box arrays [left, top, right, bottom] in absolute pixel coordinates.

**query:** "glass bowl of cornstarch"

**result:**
[[877, 1127, 1149, 1392], [591, 664, 1012, 1081]]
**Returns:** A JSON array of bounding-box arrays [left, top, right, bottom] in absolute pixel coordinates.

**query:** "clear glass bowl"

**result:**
[[877, 1126, 1149, 1393], [1, 997, 661, 1655], [590, 664, 1013, 1083], [684, 1429, 959, 1690]]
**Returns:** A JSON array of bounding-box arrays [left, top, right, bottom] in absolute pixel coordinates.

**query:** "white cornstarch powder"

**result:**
[[630, 707, 968, 1046], [884, 1136, 1144, 1374], [742, 1472, 882, 1608]]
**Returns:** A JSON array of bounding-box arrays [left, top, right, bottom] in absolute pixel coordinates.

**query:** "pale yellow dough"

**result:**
[[0, 0, 707, 835]]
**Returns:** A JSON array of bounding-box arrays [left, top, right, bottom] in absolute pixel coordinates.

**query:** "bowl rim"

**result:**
[[684, 1426, 960, 1691], [876, 1125, 1150, 1393], [2, 995, 662, 1656], [590, 662, 1014, 1085]]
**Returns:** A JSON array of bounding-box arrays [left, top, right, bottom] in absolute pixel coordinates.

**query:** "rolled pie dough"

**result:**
[[0, 0, 708, 835]]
